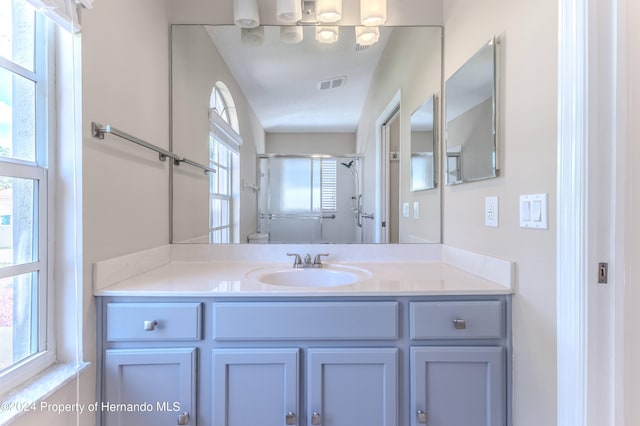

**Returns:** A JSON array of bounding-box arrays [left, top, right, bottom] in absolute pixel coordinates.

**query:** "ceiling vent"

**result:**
[[317, 76, 347, 91]]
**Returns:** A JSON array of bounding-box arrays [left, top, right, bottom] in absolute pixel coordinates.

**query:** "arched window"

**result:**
[[208, 82, 242, 243], [210, 86, 230, 125]]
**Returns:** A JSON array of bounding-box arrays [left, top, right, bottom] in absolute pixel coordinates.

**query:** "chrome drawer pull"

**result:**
[[177, 411, 189, 425], [453, 319, 466, 330], [285, 411, 297, 425], [311, 411, 321, 425], [417, 410, 428, 424], [143, 320, 158, 331]]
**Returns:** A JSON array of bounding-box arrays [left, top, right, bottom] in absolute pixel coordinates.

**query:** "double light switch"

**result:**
[[519, 193, 548, 229]]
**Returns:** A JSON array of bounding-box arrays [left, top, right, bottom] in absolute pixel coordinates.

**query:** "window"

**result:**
[[209, 82, 241, 243], [210, 85, 230, 124], [281, 158, 337, 213], [209, 136, 234, 243], [0, 0, 52, 389]]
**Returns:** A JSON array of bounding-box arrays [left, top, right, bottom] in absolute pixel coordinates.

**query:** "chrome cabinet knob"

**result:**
[[453, 318, 466, 330], [143, 320, 158, 331], [285, 411, 297, 425], [177, 411, 189, 425], [311, 411, 321, 425], [417, 410, 428, 424]]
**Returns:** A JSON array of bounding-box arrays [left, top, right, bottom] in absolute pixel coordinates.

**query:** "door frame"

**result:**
[[374, 91, 401, 243], [557, 0, 625, 424]]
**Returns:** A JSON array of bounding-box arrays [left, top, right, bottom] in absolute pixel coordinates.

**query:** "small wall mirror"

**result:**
[[445, 38, 497, 185], [410, 95, 436, 191]]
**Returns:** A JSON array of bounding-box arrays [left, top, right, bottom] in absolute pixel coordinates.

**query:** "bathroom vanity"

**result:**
[[94, 246, 512, 426]]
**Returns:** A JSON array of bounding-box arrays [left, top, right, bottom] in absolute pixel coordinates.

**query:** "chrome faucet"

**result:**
[[287, 253, 329, 268], [313, 253, 329, 267], [286, 253, 303, 268]]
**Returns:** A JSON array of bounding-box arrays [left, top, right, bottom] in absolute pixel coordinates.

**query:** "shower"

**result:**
[[341, 159, 363, 229], [257, 155, 364, 243]]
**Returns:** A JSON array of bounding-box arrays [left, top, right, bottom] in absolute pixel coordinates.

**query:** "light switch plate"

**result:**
[[413, 202, 420, 219], [485, 196, 499, 227], [520, 193, 548, 229], [402, 202, 410, 218]]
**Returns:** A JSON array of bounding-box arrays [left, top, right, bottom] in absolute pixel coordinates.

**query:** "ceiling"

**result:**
[[205, 25, 393, 133]]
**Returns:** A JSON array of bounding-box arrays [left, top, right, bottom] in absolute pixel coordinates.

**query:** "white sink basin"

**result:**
[[246, 264, 371, 288]]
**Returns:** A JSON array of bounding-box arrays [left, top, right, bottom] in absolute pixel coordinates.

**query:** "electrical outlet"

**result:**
[[485, 196, 499, 227]]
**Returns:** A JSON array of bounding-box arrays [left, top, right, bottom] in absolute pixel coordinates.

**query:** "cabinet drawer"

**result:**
[[106, 302, 202, 341], [213, 301, 398, 340], [410, 301, 503, 340]]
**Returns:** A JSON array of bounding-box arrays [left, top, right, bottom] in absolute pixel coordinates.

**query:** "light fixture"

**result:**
[[277, 0, 302, 23], [360, 0, 387, 26], [315, 26, 340, 44], [355, 26, 380, 46], [241, 27, 264, 46], [316, 0, 342, 23], [280, 26, 304, 44], [234, 0, 260, 28]]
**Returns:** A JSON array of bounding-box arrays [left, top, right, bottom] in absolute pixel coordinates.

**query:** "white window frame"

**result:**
[[209, 90, 242, 244], [209, 133, 236, 243], [0, 6, 54, 395]]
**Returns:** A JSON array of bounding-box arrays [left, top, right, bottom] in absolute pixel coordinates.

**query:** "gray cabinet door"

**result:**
[[410, 346, 505, 426], [212, 348, 299, 426], [307, 348, 398, 426], [103, 347, 196, 426]]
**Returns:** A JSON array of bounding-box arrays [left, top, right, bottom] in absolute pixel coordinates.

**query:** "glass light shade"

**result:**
[[234, 0, 260, 28], [315, 26, 340, 44], [241, 27, 264, 46], [277, 0, 302, 23], [280, 26, 304, 44], [355, 26, 380, 46], [316, 0, 342, 23], [360, 0, 387, 26]]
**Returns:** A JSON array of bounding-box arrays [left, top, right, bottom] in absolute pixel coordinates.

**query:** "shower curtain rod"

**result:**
[[92, 122, 215, 174], [257, 153, 363, 159]]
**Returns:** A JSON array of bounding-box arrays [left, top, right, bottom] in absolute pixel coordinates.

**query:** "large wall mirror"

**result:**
[[171, 25, 443, 244], [445, 38, 497, 185]]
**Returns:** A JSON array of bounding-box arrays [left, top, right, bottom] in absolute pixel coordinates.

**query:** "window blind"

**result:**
[[320, 159, 337, 211]]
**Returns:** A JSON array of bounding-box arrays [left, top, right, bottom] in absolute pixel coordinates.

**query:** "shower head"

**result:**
[[341, 160, 354, 169]]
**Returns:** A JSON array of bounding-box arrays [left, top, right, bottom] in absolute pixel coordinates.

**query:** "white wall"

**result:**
[[266, 133, 355, 154], [443, 1, 557, 425], [82, 0, 171, 262]]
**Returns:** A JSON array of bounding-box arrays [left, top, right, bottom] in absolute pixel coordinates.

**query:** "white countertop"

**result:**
[[93, 260, 512, 297]]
